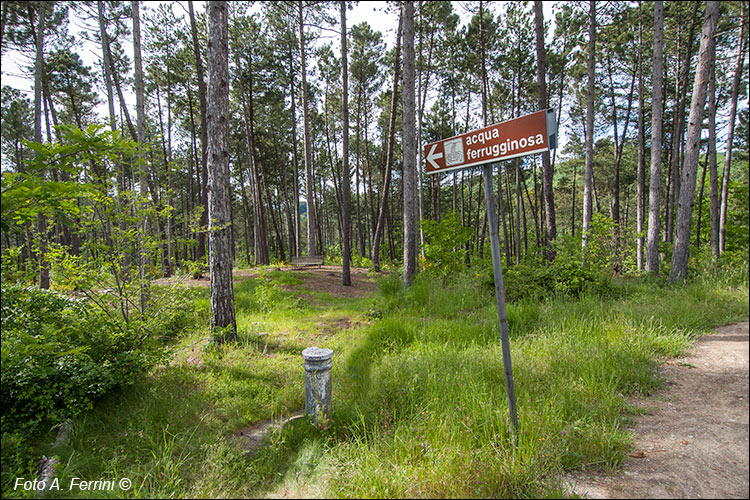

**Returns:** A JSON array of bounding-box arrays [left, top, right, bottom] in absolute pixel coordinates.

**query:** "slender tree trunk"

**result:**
[[33, 2, 49, 289], [206, 0, 236, 340], [669, 1, 719, 282], [188, 0, 209, 264], [719, 5, 746, 254], [132, 0, 149, 311], [355, 94, 364, 258], [373, 13, 402, 273], [98, 1, 117, 133], [581, 0, 596, 265], [668, 2, 700, 244], [636, 1, 646, 271], [298, 1, 317, 256], [288, 48, 301, 258], [534, 1, 556, 260], [697, 149, 709, 247], [515, 160, 522, 264], [708, 48, 720, 257], [239, 168, 252, 266], [402, 0, 417, 287], [240, 70, 269, 265], [646, 0, 665, 273]]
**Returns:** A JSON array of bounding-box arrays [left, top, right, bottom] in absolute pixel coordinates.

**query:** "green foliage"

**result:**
[[1, 285, 194, 435], [1, 124, 136, 232], [689, 246, 750, 288], [584, 213, 619, 272], [481, 235, 614, 302], [420, 211, 472, 278]]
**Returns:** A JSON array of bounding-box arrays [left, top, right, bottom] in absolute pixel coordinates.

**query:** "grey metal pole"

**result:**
[[481, 163, 519, 441], [302, 347, 334, 424]]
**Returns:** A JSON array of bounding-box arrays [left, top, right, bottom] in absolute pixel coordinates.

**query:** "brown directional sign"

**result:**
[[424, 109, 556, 175]]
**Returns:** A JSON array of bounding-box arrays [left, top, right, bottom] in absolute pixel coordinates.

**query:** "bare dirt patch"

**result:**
[[152, 265, 376, 300], [232, 411, 305, 458], [283, 265, 376, 299], [567, 320, 750, 499]]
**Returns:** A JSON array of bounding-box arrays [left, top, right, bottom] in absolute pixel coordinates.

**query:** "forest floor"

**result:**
[[566, 320, 750, 499], [152, 268, 749, 498], [153, 264, 377, 299]]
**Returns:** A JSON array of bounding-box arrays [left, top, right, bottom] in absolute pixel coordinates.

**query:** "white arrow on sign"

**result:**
[[426, 143, 443, 170]]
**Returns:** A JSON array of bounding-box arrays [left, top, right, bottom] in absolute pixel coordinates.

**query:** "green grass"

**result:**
[[10, 265, 748, 499]]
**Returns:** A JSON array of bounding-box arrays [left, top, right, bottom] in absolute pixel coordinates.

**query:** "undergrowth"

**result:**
[[2, 257, 747, 498]]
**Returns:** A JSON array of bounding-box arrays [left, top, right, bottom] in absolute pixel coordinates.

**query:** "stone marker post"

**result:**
[[302, 347, 333, 424]]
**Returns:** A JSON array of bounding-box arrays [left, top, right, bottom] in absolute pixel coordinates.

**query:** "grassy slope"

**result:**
[[25, 268, 748, 499]]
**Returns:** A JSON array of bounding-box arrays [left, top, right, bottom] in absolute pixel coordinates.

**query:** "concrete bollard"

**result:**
[[302, 347, 333, 424]]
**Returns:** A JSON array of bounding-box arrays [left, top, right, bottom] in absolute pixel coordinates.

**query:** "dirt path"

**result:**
[[567, 320, 749, 499], [153, 265, 376, 299]]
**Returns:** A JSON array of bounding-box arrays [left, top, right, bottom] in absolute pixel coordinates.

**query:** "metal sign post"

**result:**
[[424, 109, 557, 443], [481, 162, 519, 441]]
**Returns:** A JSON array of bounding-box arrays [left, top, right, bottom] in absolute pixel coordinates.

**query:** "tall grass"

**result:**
[[16, 264, 747, 499]]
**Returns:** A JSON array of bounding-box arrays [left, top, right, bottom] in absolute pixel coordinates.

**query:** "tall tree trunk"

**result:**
[[669, 1, 719, 282], [636, 1, 646, 271], [373, 13, 402, 273], [581, 0, 596, 265], [239, 68, 269, 265], [355, 94, 364, 258], [33, 2, 49, 289], [298, 1, 318, 256], [696, 149, 709, 247], [239, 168, 252, 266], [708, 47, 719, 257], [646, 0, 665, 274], [340, 3, 352, 283], [402, 0, 417, 287], [719, 4, 746, 254], [132, 0, 149, 312], [97, 1, 117, 134], [515, 160, 522, 264], [667, 1, 700, 244], [534, 1, 556, 260], [188, 0, 209, 264], [289, 48, 301, 258], [206, 0, 236, 340]]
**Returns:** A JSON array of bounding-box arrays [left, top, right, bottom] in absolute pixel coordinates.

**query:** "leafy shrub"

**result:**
[[0, 286, 180, 436], [420, 211, 472, 278], [482, 236, 614, 302]]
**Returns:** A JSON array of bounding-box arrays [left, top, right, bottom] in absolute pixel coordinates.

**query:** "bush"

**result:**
[[482, 236, 614, 302], [0, 286, 172, 435], [420, 211, 472, 278]]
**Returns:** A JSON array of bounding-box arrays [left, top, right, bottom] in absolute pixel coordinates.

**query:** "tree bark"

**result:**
[[581, 0, 596, 265], [534, 1, 556, 260], [97, 1, 117, 134], [636, 1, 646, 271], [188, 0, 209, 264], [708, 47, 719, 257], [288, 48, 301, 258], [33, 2, 49, 290], [298, 1, 318, 256], [132, 0, 149, 312], [402, 1, 417, 287], [669, 1, 719, 282], [719, 4, 746, 254], [206, 0, 236, 340], [696, 149, 709, 247], [646, 0, 665, 274], [372, 12, 402, 273], [666, 2, 700, 244]]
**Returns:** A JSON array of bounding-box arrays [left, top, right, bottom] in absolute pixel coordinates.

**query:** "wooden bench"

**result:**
[[290, 255, 324, 269]]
